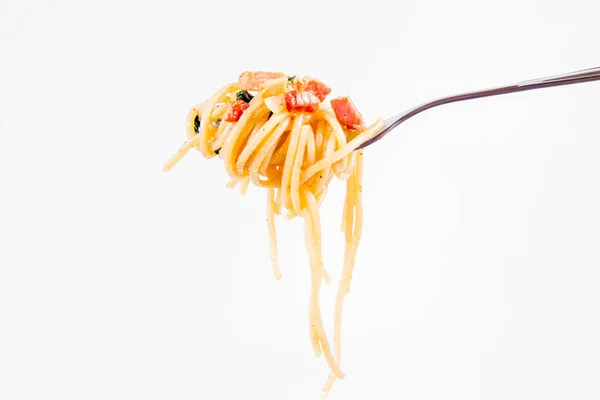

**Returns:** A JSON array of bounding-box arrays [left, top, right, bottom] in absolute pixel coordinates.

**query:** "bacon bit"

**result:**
[[303, 78, 331, 101], [238, 71, 286, 91], [330, 96, 366, 131], [224, 100, 250, 122], [285, 90, 320, 113]]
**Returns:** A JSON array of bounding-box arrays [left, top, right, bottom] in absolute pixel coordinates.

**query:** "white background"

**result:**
[[2, 1, 600, 399]]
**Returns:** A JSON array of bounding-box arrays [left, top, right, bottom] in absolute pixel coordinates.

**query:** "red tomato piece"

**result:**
[[238, 71, 286, 91], [284, 90, 297, 110], [330, 96, 366, 131], [224, 100, 250, 122], [285, 90, 320, 113], [303, 78, 331, 101]]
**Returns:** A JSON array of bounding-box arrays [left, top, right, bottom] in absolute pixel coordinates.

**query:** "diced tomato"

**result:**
[[330, 96, 366, 131], [292, 77, 331, 101], [303, 78, 331, 101], [224, 100, 250, 122], [238, 71, 286, 91], [285, 90, 320, 113], [284, 91, 297, 111]]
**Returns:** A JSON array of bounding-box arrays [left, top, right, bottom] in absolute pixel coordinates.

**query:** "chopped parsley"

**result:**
[[287, 75, 296, 83], [214, 148, 221, 155], [193, 115, 200, 134], [236, 90, 254, 103]]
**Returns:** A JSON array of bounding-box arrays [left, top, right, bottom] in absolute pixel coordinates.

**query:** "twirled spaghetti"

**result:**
[[163, 71, 385, 396]]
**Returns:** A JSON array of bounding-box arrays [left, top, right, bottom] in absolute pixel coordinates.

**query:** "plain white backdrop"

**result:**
[[2, 1, 600, 399]]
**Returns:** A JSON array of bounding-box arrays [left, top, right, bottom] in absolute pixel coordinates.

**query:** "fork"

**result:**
[[357, 66, 600, 149]]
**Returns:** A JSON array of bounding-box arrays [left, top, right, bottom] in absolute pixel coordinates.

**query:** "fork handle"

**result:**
[[518, 66, 600, 88], [358, 66, 600, 149], [418, 66, 600, 110]]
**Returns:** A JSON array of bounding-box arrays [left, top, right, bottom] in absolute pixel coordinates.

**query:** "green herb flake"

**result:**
[[236, 90, 254, 103], [214, 148, 221, 155], [287, 75, 296, 83], [193, 115, 201, 134]]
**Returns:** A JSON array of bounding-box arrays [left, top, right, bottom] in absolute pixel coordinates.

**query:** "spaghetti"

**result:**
[[163, 71, 385, 396]]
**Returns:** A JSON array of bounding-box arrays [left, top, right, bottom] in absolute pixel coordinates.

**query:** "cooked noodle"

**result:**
[[163, 72, 385, 396]]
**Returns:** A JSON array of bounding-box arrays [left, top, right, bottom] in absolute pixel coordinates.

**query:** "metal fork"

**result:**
[[357, 66, 600, 149]]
